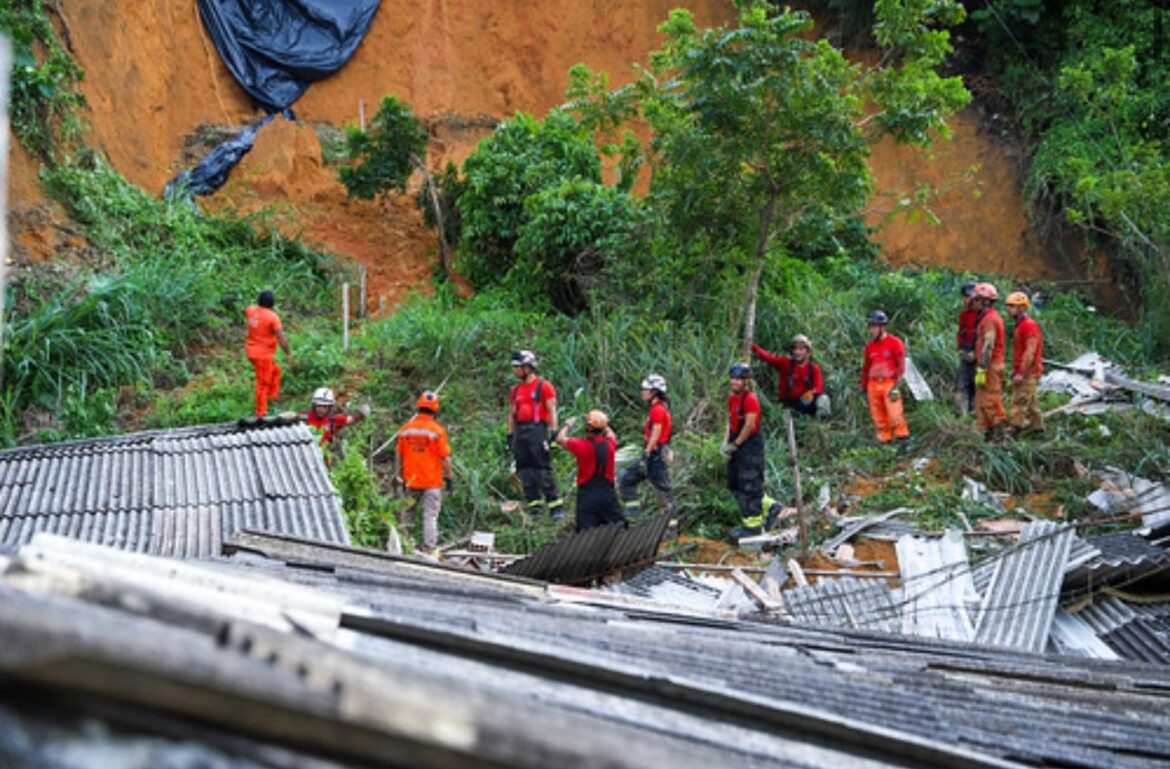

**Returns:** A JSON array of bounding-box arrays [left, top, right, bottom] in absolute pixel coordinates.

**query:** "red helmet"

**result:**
[[974, 282, 999, 300], [417, 391, 440, 412]]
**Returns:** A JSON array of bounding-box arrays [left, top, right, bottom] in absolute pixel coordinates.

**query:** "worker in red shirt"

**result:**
[[722, 362, 765, 528], [244, 290, 293, 417], [973, 283, 1007, 441], [752, 334, 829, 417], [394, 391, 452, 555], [860, 310, 910, 444], [1005, 291, 1045, 436], [618, 374, 674, 520], [555, 410, 626, 532], [956, 281, 980, 416], [301, 387, 370, 465], [505, 350, 564, 519]]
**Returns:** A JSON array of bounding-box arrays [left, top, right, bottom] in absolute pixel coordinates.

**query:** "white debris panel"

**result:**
[[896, 531, 979, 642]]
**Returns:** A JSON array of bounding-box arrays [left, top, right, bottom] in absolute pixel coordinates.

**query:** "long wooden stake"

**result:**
[[785, 409, 807, 553], [0, 37, 11, 393], [358, 100, 365, 131], [359, 265, 367, 320], [341, 282, 350, 350]]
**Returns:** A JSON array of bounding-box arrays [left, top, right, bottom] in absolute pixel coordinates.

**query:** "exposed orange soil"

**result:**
[[799, 538, 900, 586], [6, 0, 1107, 317]]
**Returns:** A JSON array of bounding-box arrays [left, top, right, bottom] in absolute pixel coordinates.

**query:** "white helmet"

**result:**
[[641, 374, 667, 393], [312, 387, 336, 406], [510, 349, 538, 368]]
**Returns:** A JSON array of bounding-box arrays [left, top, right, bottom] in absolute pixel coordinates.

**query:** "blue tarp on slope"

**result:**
[[197, 0, 381, 112]]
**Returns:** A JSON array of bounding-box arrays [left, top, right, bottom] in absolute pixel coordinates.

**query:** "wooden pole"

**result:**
[[0, 37, 11, 393], [359, 265, 367, 320], [341, 282, 350, 351], [785, 409, 807, 553], [358, 100, 366, 132]]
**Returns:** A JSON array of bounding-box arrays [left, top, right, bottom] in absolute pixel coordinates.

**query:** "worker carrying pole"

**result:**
[[555, 410, 627, 532], [505, 350, 564, 520]]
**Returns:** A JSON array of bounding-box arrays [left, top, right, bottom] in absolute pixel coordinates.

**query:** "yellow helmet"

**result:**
[[585, 410, 609, 430], [1005, 291, 1031, 308]]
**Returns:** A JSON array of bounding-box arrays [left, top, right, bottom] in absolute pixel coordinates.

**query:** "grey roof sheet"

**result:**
[[8, 534, 1170, 769], [503, 511, 670, 584], [0, 422, 347, 556], [1065, 532, 1170, 599], [974, 521, 1074, 652], [896, 531, 978, 641], [1073, 596, 1170, 665], [784, 577, 902, 633]]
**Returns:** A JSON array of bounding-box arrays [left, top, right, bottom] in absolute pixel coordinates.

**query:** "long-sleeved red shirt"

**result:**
[[957, 308, 980, 350], [752, 343, 824, 401], [861, 333, 906, 389]]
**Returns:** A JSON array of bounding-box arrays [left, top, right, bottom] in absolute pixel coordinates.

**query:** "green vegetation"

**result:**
[[3, 0, 1167, 555]]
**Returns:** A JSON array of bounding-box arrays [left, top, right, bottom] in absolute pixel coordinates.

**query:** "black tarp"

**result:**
[[197, 0, 381, 112]]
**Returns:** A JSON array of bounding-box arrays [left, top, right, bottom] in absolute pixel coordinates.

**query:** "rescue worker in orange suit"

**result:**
[[722, 363, 765, 527], [860, 310, 910, 444], [956, 281, 980, 416], [244, 290, 293, 417], [1005, 291, 1045, 436], [618, 374, 674, 520], [301, 387, 369, 465], [555, 410, 627, 532], [394, 391, 452, 555], [505, 350, 564, 519], [973, 283, 1008, 441], [752, 334, 830, 417]]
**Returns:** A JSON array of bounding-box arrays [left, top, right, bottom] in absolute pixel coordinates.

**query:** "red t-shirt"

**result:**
[[1012, 315, 1044, 378], [978, 309, 1006, 367], [728, 391, 761, 436], [958, 308, 980, 350], [245, 305, 282, 359], [644, 401, 672, 446], [510, 378, 556, 423], [753, 343, 823, 400], [861, 333, 906, 387], [565, 436, 616, 486], [303, 411, 355, 446]]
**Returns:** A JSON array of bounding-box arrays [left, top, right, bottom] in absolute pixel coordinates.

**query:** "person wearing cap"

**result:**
[[505, 350, 564, 519], [556, 410, 626, 532], [301, 387, 370, 464], [956, 281, 981, 416], [752, 334, 829, 417], [973, 283, 1007, 441], [395, 391, 452, 554], [618, 374, 674, 520], [723, 363, 765, 528], [860, 310, 910, 444], [244, 290, 293, 417], [1005, 291, 1044, 435]]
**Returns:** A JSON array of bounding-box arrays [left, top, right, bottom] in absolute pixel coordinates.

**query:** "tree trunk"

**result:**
[[741, 195, 777, 359], [412, 156, 452, 282]]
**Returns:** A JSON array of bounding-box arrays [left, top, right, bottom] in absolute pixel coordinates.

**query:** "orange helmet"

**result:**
[[974, 282, 999, 301], [1005, 291, 1030, 308], [417, 391, 440, 412], [585, 410, 609, 430]]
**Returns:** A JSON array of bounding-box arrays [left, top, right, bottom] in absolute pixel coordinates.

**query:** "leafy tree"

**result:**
[[572, 0, 969, 353], [457, 110, 602, 290], [513, 179, 644, 314]]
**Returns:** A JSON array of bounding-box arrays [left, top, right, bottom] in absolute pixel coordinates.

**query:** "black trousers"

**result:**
[[957, 354, 977, 413], [513, 422, 560, 503], [727, 433, 764, 521], [618, 448, 672, 499], [576, 478, 627, 532]]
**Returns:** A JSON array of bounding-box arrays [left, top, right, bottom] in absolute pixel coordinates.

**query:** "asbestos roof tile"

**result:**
[[785, 577, 901, 633], [0, 422, 347, 556], [974, 521, 1073, 652]]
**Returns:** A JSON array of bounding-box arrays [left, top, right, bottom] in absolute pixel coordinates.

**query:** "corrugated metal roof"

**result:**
[[896, 530, 978, 641], [0, 421, 347, 556], [1064, 532, 1170, 599], [1047, 608, 1121, 659], [784, 577, 901, 632], [1073, 596, 1170, 665], [974, 521, 1073, 652], [503, 511, 670, 584]]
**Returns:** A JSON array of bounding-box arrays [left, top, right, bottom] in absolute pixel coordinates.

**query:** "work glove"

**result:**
[[445, 477, 453, 493], [392, 476, 406, 497], [975, 368, 987, 388], [888, 389, 901, 402], [720, 441, 738, 460], [356, 403, 372, 418], [800, 391, 814, 404]]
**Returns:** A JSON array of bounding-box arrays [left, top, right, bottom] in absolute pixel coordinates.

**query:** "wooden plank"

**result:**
[[731, 568, 780, 613]]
